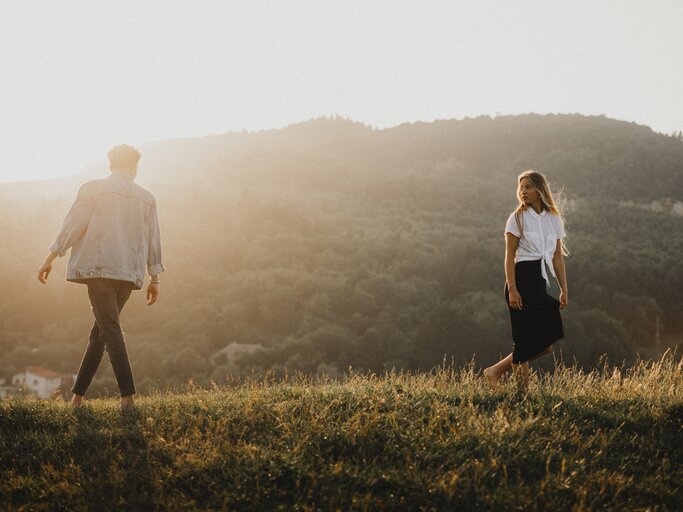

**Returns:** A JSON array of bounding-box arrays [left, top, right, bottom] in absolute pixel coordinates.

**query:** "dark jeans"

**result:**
[[72, 278, 136, 397]]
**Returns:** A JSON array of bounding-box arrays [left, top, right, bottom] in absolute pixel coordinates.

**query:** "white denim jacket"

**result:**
[[49, 171, 165, 290]]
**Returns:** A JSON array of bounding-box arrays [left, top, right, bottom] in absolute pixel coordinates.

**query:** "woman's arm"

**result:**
[[505, 233, 522, 309], [552, 239, 568, 308]]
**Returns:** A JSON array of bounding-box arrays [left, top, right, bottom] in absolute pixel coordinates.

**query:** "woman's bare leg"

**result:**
[[513, 346, 554, 393], [529, 345, 553, 361], [511, 361, 530, 393], [484, 353, 513, 388], [485, 345, 553, 390]]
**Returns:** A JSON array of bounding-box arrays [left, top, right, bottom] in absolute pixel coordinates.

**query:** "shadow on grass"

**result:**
[[71, 406, 154, 511]]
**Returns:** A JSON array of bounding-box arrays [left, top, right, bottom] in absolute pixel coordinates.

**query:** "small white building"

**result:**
[[210, 342, 264, 364], [12, 367, 76, 399]]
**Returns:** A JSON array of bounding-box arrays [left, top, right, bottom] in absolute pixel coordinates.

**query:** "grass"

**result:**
[[1, 350, 682, 511]]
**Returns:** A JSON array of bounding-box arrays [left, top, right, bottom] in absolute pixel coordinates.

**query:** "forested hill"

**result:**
[[1, 114, 682, 393], [134, 113, 683, 202]]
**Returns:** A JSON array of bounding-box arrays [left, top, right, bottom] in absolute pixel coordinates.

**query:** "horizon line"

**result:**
[[0, 111, 670, 185]]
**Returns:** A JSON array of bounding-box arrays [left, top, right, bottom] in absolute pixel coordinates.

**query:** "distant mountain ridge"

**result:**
[[3, 113, 682, 203]]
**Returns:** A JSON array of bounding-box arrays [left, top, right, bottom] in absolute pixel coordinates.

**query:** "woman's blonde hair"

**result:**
[[513, 169, 570, 257]]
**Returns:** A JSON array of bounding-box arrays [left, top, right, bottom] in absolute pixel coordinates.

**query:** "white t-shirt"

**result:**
[[504, 208, 566, 288]]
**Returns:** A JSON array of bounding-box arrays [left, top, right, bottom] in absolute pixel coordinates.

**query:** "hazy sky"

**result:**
[[1, 1, 681, 183]]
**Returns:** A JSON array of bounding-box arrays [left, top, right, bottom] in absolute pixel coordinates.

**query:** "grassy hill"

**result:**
[[1, 351, 681, 511]]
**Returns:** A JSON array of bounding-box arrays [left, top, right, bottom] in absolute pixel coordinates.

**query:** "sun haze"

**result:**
[[0, 1, 680, 182]]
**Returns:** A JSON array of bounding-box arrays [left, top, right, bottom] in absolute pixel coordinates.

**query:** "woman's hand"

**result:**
[[559, 289, 568, 309], [509, 289, 523, 310]]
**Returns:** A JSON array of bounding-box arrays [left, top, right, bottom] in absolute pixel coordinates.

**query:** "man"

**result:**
[[37, 144, 165, 408]]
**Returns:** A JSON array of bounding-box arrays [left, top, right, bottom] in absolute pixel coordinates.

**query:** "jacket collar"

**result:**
[[109, 170, 135, 181]]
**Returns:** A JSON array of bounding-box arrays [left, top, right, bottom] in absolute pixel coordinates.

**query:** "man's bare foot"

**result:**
[[120, 395, 135, 409], [484, 367, 500, 389], [70, 394, 83, 406]]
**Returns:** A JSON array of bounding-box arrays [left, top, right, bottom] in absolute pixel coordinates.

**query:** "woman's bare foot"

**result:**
[[484, 367, 500, 389], [70, 394, 83, 406]]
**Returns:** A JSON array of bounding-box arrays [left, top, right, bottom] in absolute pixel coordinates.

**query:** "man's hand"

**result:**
[[147, 282, 159, 305], [38, 252, 58, 284], [37, 262, 52, 283]]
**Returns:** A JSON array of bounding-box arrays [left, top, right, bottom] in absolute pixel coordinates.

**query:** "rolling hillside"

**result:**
[[1, 352, 681, 511]]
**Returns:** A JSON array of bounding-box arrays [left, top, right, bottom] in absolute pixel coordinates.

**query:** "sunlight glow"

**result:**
[[0, 1, 680, 183]]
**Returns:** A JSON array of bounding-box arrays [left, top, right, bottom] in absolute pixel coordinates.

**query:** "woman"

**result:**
[[484, 170, 569, 393]]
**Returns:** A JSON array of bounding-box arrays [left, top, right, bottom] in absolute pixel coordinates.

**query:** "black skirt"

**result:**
[[504, 259, 564, 364]]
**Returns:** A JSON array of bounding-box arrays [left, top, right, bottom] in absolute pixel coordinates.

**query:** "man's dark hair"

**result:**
[[108, 144, 141, 169]]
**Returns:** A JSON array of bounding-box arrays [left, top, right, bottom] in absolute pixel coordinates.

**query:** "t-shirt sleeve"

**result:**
[[504, 213, 521, 238], [555, 215, 566, 239]]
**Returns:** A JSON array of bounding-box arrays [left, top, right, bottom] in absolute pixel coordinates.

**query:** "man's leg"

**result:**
[[87, 279, 136, 401], [114, 281, 135, 407], [71, 321, 106, 402]]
